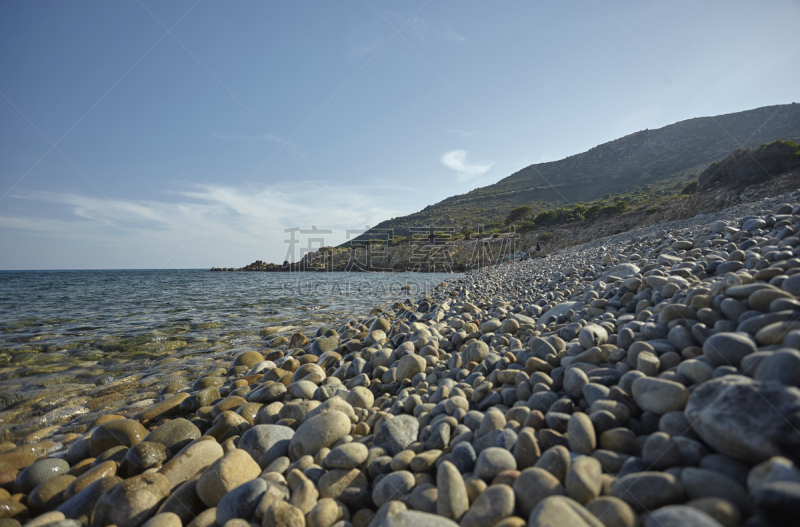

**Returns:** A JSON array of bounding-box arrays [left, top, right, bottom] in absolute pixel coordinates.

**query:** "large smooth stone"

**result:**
[[437, 461, 468, 520], [751, 481, 800, 527], [474, 447, 517, 481], [143, 418, 201, 455], [89, 419, 148, 457], [373, 415, 420, 456], [15, 458, 70, 495], [644, 505, 724, 527], [238, 424, 294, 468], [684, 376, 800, 464], [372, 500, 459, 526], [196, 449, 260, 506], [325, 442, 368, 469], [288, 411, 351, 460], [396, 354, 427, 380], [133, 394, 190, 426], [611, 472, 684, 511], [215, 478, 267, 525], [90, 473, 171, 527], [57, 476, 122, 519], [703, 333, 757, 368], [527, 495, 605, 527], [459, 484, 515, 527], [632, 378, 689, 415], [513, 467, 565, 518], [317, 468, 369, 510], [159, 440, 224, 490], [155, 475, 205, 526], [372, 471, 415, 508]]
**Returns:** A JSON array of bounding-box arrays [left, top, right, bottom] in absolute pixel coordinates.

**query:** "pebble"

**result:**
[[373, 415, 419, 456], [14, 458, 70, 495], [513, 467, 564, 518], [324, 442, 368, 469], [611, 471, 684, 510], [644, 506, 725, 527], [685, 375, 800, 464], [238, 425, 295, 468], [567, 413, 596, 455], [686, 497, 741, 527], [565, 456, 602, 504], [89, 419, 148, 457], [702, 333, 757, 367], [90, 473, 171, 527], [17, 195, 800, 527], [57, 476, 122, 519], [196, 448, 260, 506], [28, 474, 75, 511], [584, 496, 635, 527], [143, 418, 201, 455], [436, 461, 468, 520], [372, 471, 415, 507], [458, 484, 514, 527], [215, 477, 267, 525], [159, 440, 224, 490], [141, 512, 182, 527], [474, 447, 517, 481], [528, 495, 605, 527], [262, 501, 305, 527], [631, 377, 689, 415], [751, 481, 800, 527]]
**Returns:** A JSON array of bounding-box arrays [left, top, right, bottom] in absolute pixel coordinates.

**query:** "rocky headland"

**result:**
[[4, 191, 800, 526]]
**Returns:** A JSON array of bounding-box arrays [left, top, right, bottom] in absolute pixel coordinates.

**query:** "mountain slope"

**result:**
[[364, 103, 800, 236]]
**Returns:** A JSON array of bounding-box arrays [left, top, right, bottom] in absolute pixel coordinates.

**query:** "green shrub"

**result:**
[[681, 181, 699, 194], [539, 232, 554, 242], [645, 206, 657, 214], [585, 203, 603, 219], [505, 205, 534, 225]]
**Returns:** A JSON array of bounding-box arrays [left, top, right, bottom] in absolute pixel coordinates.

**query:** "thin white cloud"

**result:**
[[442, 26, 465, 42], [5, 183, 398, 268], [347, 13, 464, 61], [210, 131, 293, 148], [447, 129, 479, 137], [441, 150, 493, 182]]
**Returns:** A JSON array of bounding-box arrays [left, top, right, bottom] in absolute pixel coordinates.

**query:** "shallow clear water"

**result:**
[[0, 270, 458, 387]]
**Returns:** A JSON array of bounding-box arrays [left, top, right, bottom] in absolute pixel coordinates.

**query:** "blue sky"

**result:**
[[1, 0, 799, 269]]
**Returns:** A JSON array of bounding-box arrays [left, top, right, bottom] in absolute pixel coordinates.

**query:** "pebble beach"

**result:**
[[4, 192, 800, 527]]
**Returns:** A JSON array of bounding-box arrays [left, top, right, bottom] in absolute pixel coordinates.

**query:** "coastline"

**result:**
[[3, 190, 800, 525]]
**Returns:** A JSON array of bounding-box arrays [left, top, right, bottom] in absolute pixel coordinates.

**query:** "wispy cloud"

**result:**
[[403, 15, 465, 43], [447, 129, 479, 137], [210, 131, 293, 148], [347, 13, 464, 61], [4, 183, 399, 268], [441, 150, 493, 182]]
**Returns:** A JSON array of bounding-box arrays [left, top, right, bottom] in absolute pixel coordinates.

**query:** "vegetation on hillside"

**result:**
[[698, 140, 800, 191], [352, 104, 800, 241]]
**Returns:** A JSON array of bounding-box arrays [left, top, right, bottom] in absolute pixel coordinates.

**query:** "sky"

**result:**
[[1, 1, 799, 270]]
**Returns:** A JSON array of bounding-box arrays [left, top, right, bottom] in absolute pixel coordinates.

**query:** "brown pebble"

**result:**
[[65, 461, 117, 499]]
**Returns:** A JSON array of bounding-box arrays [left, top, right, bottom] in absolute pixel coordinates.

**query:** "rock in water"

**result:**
[[684, 376, 800, 464]]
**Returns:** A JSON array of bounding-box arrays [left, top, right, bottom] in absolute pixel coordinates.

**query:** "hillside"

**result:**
[[358, 103, 800, 238]]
